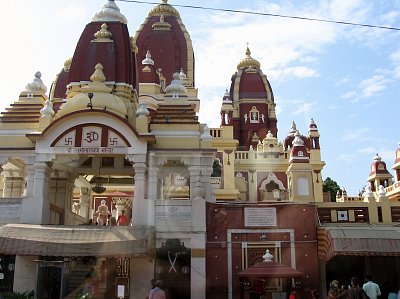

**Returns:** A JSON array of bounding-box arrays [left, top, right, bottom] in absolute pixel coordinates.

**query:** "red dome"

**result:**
[[51, 67, 69, 100], [284, 134, 310, 150], [229, 48, 277, 149], [395, 146, 400, 164], [134, 8, 194, 87], [369, 154, 390, 177], [238, 69, 268, 99], [68, 21, 137, 89]]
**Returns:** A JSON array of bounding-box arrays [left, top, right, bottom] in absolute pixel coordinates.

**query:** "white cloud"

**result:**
[[194, 1, 339, 95], [335, 75, 351, 86], [359, 75, 390, 97], [342, 128, 370, 141], [293, 102, 315, 115], [341, 91, 357, 99], [270, 67, 319, 81]]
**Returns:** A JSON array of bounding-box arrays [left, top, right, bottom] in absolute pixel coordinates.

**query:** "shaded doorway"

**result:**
[[155, 239, 191, 299]]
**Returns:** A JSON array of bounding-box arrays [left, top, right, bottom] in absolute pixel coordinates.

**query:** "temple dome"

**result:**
[[92, 0, 127, 24], [134, 0, 194, 87], [148, 0, 180, 17], [237, 47, 261, 70]]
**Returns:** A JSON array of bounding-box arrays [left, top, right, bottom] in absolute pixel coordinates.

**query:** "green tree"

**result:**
[[323, 177, 341, 202]]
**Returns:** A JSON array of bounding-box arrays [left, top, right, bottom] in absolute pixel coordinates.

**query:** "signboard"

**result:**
[[117, 285, 125, 298], [155, 205, 191, 223], [53, 147, 128, 154], [115, 277, 129, 298], [244, 207, 277, 227]]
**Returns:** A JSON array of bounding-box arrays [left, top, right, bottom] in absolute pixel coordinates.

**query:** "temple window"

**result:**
[[249, 106, 260, 124]]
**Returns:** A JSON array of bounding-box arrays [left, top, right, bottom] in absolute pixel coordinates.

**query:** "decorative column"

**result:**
[[200, 156, 214, 202], [129, 154, 150, 226], [79, 187, 91, 219], [147, 165, 159, 200], [20, 162, 52, 224], [24, 165, 35, 198], [190, 173, 207, 299], [189, 165, 201, 201]]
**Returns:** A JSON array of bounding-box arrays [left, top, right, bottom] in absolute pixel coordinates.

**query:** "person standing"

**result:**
[[363, 275, 381, 299], [149, 280, 166, 299], [338, 277, 367, 299], [117, 210, 129, 226], [328, 280, 340, 299]]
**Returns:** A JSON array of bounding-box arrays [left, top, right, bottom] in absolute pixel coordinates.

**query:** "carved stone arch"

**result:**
[[33, 111, 150, 156], [259, 172, 286, 191]]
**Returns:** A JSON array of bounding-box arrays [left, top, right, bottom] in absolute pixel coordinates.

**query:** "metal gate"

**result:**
[[155, 239, 191, 299], [0, 255, 15, 292], [36, 257, 64, 299]]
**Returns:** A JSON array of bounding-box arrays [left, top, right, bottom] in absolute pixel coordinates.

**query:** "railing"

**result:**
[[317, 201, 400, 224], [235, 151, 249, 160], [209, 128, 222, 138], [386, 181, 400, 195], [335, 196, 363, 202]]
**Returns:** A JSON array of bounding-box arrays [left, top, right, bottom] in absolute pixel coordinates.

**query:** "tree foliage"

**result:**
[[323, 177, 341, 202]]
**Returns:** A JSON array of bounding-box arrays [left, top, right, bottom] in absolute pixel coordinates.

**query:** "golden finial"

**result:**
[[90, 63, 107, 83], [152, 14, 172, 30], [237, 44, 261, 70], [94, 23, 113, 41], [149, 0, 179, 17]]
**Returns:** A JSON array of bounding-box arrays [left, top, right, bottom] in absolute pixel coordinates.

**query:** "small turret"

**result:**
[[308, 118, 320, 149], [393, 142, 400, 182], [367, 153, 393, 192], [286, 131, 314, 202]]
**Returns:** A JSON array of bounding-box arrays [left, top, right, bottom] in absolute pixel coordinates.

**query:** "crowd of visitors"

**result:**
[[326, 275, 400, 299]]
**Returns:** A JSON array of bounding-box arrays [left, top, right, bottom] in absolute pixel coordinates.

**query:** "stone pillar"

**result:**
[[20, 162, 52, 224], [79, 187, 91, 219], [24, 165, 35, 198], [189, 166, 201, 201], [191, 234, 206, 299], [130, 154, 150, 226], [147, 165, 159, 200], [131, 257, 154, 299], [201, 156, 214, 202], [248, 170, 257, 202], [14, 256, 37, 293]]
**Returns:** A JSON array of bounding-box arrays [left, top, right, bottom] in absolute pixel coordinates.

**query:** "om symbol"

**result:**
[[84, 131, 99, 143]]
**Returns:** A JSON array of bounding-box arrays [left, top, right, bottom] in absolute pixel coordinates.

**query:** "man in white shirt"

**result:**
[[363, 275, 381, 299], [149, 280, 166, 299]]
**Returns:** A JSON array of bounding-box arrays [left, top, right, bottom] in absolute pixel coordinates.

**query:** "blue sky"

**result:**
[[1, 0, 399, 195]]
